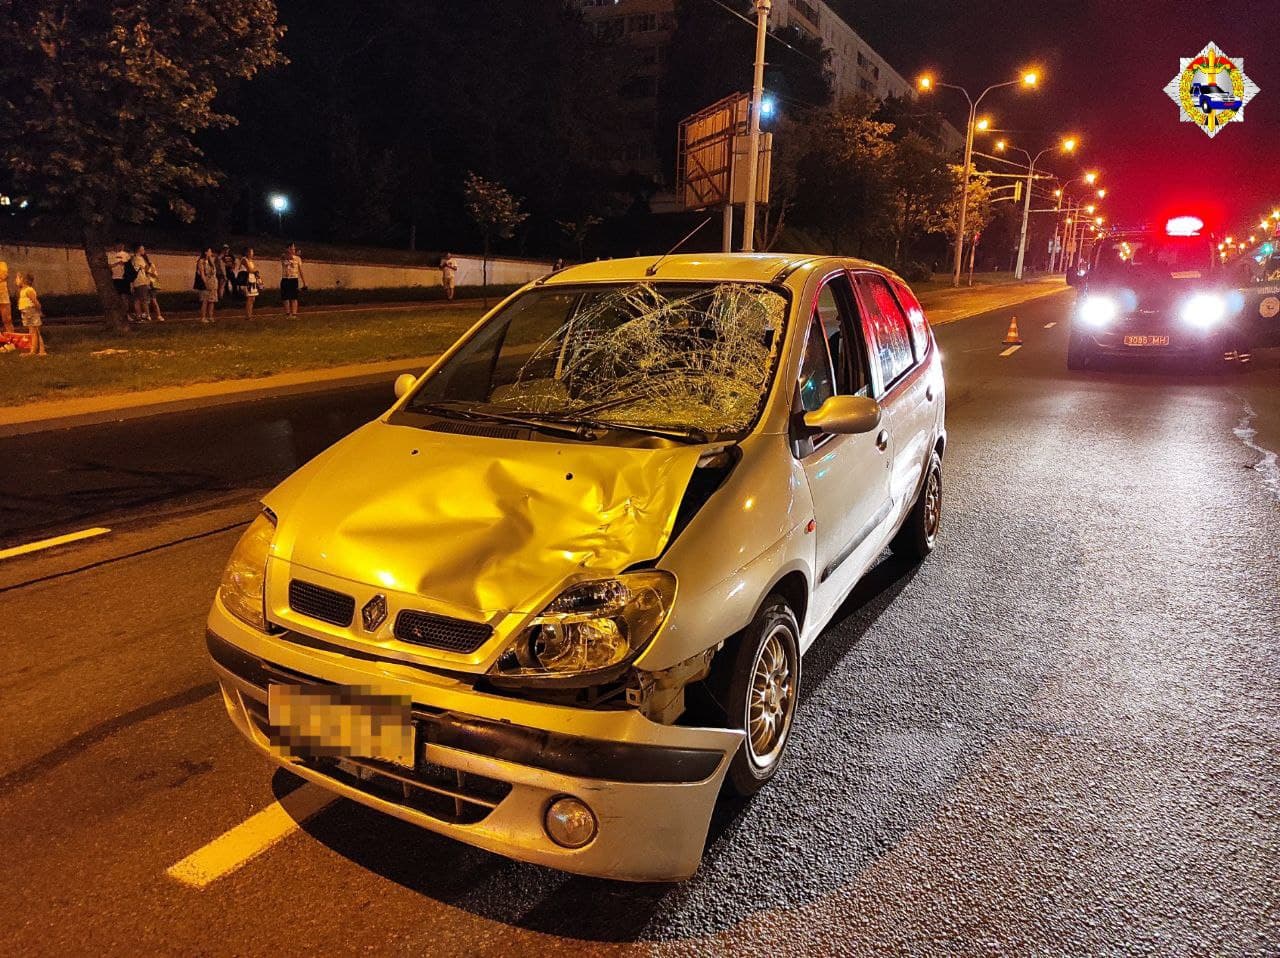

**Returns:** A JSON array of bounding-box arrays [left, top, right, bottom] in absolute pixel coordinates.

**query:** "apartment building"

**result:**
[[580, 0, 956, 174]]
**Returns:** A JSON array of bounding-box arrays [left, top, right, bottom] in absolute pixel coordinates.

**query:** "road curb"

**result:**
[[0, 356, 441, 438]]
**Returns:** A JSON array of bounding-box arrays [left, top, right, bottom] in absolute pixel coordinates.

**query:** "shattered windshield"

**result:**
[[407, 281, 788, 438]]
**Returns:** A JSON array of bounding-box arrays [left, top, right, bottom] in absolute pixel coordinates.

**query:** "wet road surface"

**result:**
[[1, 291, 1277, 955]]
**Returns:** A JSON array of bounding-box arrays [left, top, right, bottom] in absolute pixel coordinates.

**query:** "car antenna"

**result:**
[[646, 216, 714, 277]]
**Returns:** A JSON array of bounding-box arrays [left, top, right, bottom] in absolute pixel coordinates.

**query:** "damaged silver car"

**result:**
[[206, 253, 946, 880]]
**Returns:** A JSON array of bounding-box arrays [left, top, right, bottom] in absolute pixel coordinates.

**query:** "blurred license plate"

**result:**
[[1123, 335, 1170, 346], [267, 684, 414, 768]]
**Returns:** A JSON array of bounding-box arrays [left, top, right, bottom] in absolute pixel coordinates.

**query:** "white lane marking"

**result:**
[[0, 527, 111, 561], [1044, 321, 1057, 328], [1233, 401, 1280, 501], [999, 345, 1022, 357], [166, 784, 339, 889]]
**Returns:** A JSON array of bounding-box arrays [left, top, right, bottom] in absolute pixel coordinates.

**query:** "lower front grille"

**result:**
[[288, 579, 355, 628], [394, 609, 493, 653]]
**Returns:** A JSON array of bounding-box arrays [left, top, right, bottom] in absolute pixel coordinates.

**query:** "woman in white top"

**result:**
[[280, 243, 306, 317], [238, 247, 261, 319]]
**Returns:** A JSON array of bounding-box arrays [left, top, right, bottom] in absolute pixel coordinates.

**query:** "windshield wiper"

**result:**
[[541, 413, 712, 445], [413, 402, 597, 440]]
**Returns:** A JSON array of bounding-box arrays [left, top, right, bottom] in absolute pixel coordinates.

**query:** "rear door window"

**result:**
[[854, 272, 915, 389], [890, 280, 931, 360]]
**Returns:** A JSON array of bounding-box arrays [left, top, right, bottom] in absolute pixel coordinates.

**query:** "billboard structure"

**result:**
[[676, 92, 771, 249]]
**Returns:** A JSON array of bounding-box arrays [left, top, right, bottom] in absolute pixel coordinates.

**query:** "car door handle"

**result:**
[[875, 430, 889, 452], [926, 384, 936, 402]]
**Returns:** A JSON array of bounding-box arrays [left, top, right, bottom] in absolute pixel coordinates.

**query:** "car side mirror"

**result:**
[[802, 395, 882, 435], [393, 373, 417, 399]]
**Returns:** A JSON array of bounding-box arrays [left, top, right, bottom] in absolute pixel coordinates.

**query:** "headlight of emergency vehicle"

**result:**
[[218, 511, 276, 631], [1078, 294, 1119, 327], [1180, 293, 1227, 329], [492, 571, 676, 680]]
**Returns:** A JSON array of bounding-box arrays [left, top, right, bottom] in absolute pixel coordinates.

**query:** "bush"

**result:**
[[899, 261, 932, 284]]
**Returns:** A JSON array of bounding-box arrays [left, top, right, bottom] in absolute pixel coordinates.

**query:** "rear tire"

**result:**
[[891, 451, 943, 561], [721, 597, 801, 798]]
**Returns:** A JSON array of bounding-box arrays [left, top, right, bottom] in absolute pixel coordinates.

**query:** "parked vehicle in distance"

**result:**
[[206, 252, 946, 881], [1068, 216, 1252, 370]]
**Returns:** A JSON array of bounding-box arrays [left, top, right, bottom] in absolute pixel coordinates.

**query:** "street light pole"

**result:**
[[919, 72, 1038, 287], [954, 98, 977, 287], [741, 0, 771, 253]]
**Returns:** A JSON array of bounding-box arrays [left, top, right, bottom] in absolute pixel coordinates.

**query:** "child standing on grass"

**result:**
[[16, 273, 47, 356]]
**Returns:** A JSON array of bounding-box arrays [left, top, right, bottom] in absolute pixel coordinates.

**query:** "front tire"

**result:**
[[1067, 332, 1093, 370], [721, 598, 801, 798], [891, 450, 942, 561]]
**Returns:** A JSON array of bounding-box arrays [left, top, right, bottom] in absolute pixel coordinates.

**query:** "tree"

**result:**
[[930, 166, 996, 273], [558, 215, 602, 261], [0, 0, 284, 328], [463, 172, 529, 292], [789, 97, 894, 255], [882, 131, 953, 267]]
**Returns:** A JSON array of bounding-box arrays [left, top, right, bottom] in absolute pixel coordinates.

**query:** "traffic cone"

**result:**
[[1003, 315, 1022, 345]]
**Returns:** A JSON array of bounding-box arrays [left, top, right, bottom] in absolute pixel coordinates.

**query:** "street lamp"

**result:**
[[741, 0, 772, 253], [996, 134, 1078, 279], [1051, 172, 1104, 273], [918, 68, 1041, 286], [268, 192, 291, 235]]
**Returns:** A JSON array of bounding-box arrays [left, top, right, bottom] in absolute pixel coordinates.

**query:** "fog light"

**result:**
[[544, 796, 597, 848]]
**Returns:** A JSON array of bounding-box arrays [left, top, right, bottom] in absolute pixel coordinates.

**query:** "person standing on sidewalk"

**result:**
[[280, 243, 305, 317], [108, 243, 134, 321], [239, 247, 261, 320], [218, 244, 237, 300], [440, 252, 458, 301], [16, 273, 47, 356], [130, 244, 153, 323], [196, 247, 219, 323], [0, 260, 12, 334]]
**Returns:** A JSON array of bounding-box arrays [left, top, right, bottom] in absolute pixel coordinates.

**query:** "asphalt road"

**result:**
[[1, 291, 1277, 956]]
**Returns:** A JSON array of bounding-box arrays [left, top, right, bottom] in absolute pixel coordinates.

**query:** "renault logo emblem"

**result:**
[[361, 594, 388, 632]]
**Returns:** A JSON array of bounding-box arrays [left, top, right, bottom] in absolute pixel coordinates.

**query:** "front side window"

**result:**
[[797, 313, 835, 413], [407, 281, 788, 438]]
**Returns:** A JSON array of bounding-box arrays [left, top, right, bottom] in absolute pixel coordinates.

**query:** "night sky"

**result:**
[[848, 0, 1280, 232]]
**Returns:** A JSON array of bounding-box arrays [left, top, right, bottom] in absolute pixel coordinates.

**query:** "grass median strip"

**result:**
[[5, 304, 485, 407], [166, 782, 339, 889]]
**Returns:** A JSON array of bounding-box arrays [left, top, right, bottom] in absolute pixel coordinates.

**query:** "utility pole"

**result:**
[[1014, 156, 1037, 279], [741, 0, 771, 253]]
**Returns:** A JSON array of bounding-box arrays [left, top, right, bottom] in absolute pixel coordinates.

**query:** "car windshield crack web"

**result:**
[[496, 282, 785, 434]]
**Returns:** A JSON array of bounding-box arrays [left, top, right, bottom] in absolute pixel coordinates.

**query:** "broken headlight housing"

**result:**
[[491, 572, 676, 682]]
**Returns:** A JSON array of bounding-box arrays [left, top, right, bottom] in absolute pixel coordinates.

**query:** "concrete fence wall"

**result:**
[[0, 242, 552, 296]]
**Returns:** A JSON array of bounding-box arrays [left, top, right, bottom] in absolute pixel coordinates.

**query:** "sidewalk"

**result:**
[[1, 278, 1067, 438]]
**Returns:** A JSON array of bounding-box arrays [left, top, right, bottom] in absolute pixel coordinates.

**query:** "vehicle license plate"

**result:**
[[267, 684, 414, 768], [1123, 335, 1170, 347]]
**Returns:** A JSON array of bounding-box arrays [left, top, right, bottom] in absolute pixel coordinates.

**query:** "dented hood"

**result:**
[[265, 421, 702, 614]]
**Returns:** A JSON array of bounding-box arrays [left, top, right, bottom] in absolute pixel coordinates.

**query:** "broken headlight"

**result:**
[[492, 572, 676, 680]]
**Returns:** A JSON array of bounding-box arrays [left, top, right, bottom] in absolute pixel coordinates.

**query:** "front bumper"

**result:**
[[206, 597, 742, 882], [1075, 320, 1244, 359]]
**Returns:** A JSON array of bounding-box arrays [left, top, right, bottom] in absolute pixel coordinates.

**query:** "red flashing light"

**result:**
[[1166, 215, 1204, 237]]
